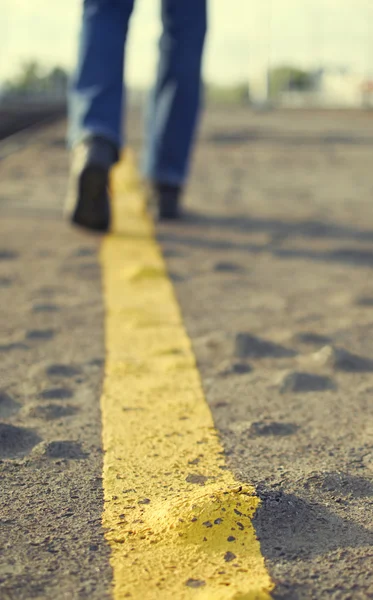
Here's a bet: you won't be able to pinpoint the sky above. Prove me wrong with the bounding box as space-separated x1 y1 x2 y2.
1 0 373 86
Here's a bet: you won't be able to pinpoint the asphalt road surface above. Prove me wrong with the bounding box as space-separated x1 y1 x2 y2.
1 107 373 599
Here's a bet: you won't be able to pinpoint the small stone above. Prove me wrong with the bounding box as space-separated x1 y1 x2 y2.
0 342 29 352
248 421 298 437
235 333 295 359
217 360 252 377
280 371 336 393
46 364 81 378
330 248 373 266
312 345 373 372
0 391 20 418
26 329 55 341
0 277 13 288
224 551 236 562
33 304 59 313
40 388 74 401
0 424 41 458
185 579 206 589
26 404 77 421
214 261 242 273
185 474 209 486
0 250 18 261
32 440 87 460
294 332 332 346
356 296 373 307
74 247 95 258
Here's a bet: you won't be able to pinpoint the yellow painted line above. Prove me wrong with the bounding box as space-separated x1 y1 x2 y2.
100 152 273 599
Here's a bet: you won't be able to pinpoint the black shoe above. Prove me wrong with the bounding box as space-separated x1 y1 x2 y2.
64 136 118 232
148 182 182 220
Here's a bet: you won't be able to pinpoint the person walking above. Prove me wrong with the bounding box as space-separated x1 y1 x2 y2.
65 0 207 231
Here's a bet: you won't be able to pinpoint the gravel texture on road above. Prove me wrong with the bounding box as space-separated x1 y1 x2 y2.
1 108 373 598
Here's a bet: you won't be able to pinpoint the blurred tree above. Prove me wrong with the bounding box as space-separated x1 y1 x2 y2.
269 66 314 98
11 61 42 92
47 67 69 91
5 61 68 96
206 82 250 105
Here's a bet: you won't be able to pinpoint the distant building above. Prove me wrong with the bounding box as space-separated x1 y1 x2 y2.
309 67 363 107
249 69 270 105
250 65 369 109
361 80 373 107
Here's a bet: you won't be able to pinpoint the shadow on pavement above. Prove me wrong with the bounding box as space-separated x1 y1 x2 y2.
205 128 373 147
253 484 373 597
254 487 373 561
184 212 373 243
158 211 373 269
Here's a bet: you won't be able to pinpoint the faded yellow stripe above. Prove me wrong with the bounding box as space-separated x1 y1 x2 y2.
100 153 273 600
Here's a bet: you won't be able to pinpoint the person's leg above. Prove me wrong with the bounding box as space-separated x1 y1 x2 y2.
65 0 135 231
143 0 207 191
68 0 135 151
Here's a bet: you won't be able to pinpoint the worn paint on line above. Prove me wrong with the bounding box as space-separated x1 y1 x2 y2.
100 153 273 599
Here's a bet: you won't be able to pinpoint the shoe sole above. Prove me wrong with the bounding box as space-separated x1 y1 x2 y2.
159 203 180 220
72 166 110 232
151 196 181 221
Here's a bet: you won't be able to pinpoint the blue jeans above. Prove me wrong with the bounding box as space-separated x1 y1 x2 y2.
68 0 207 186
